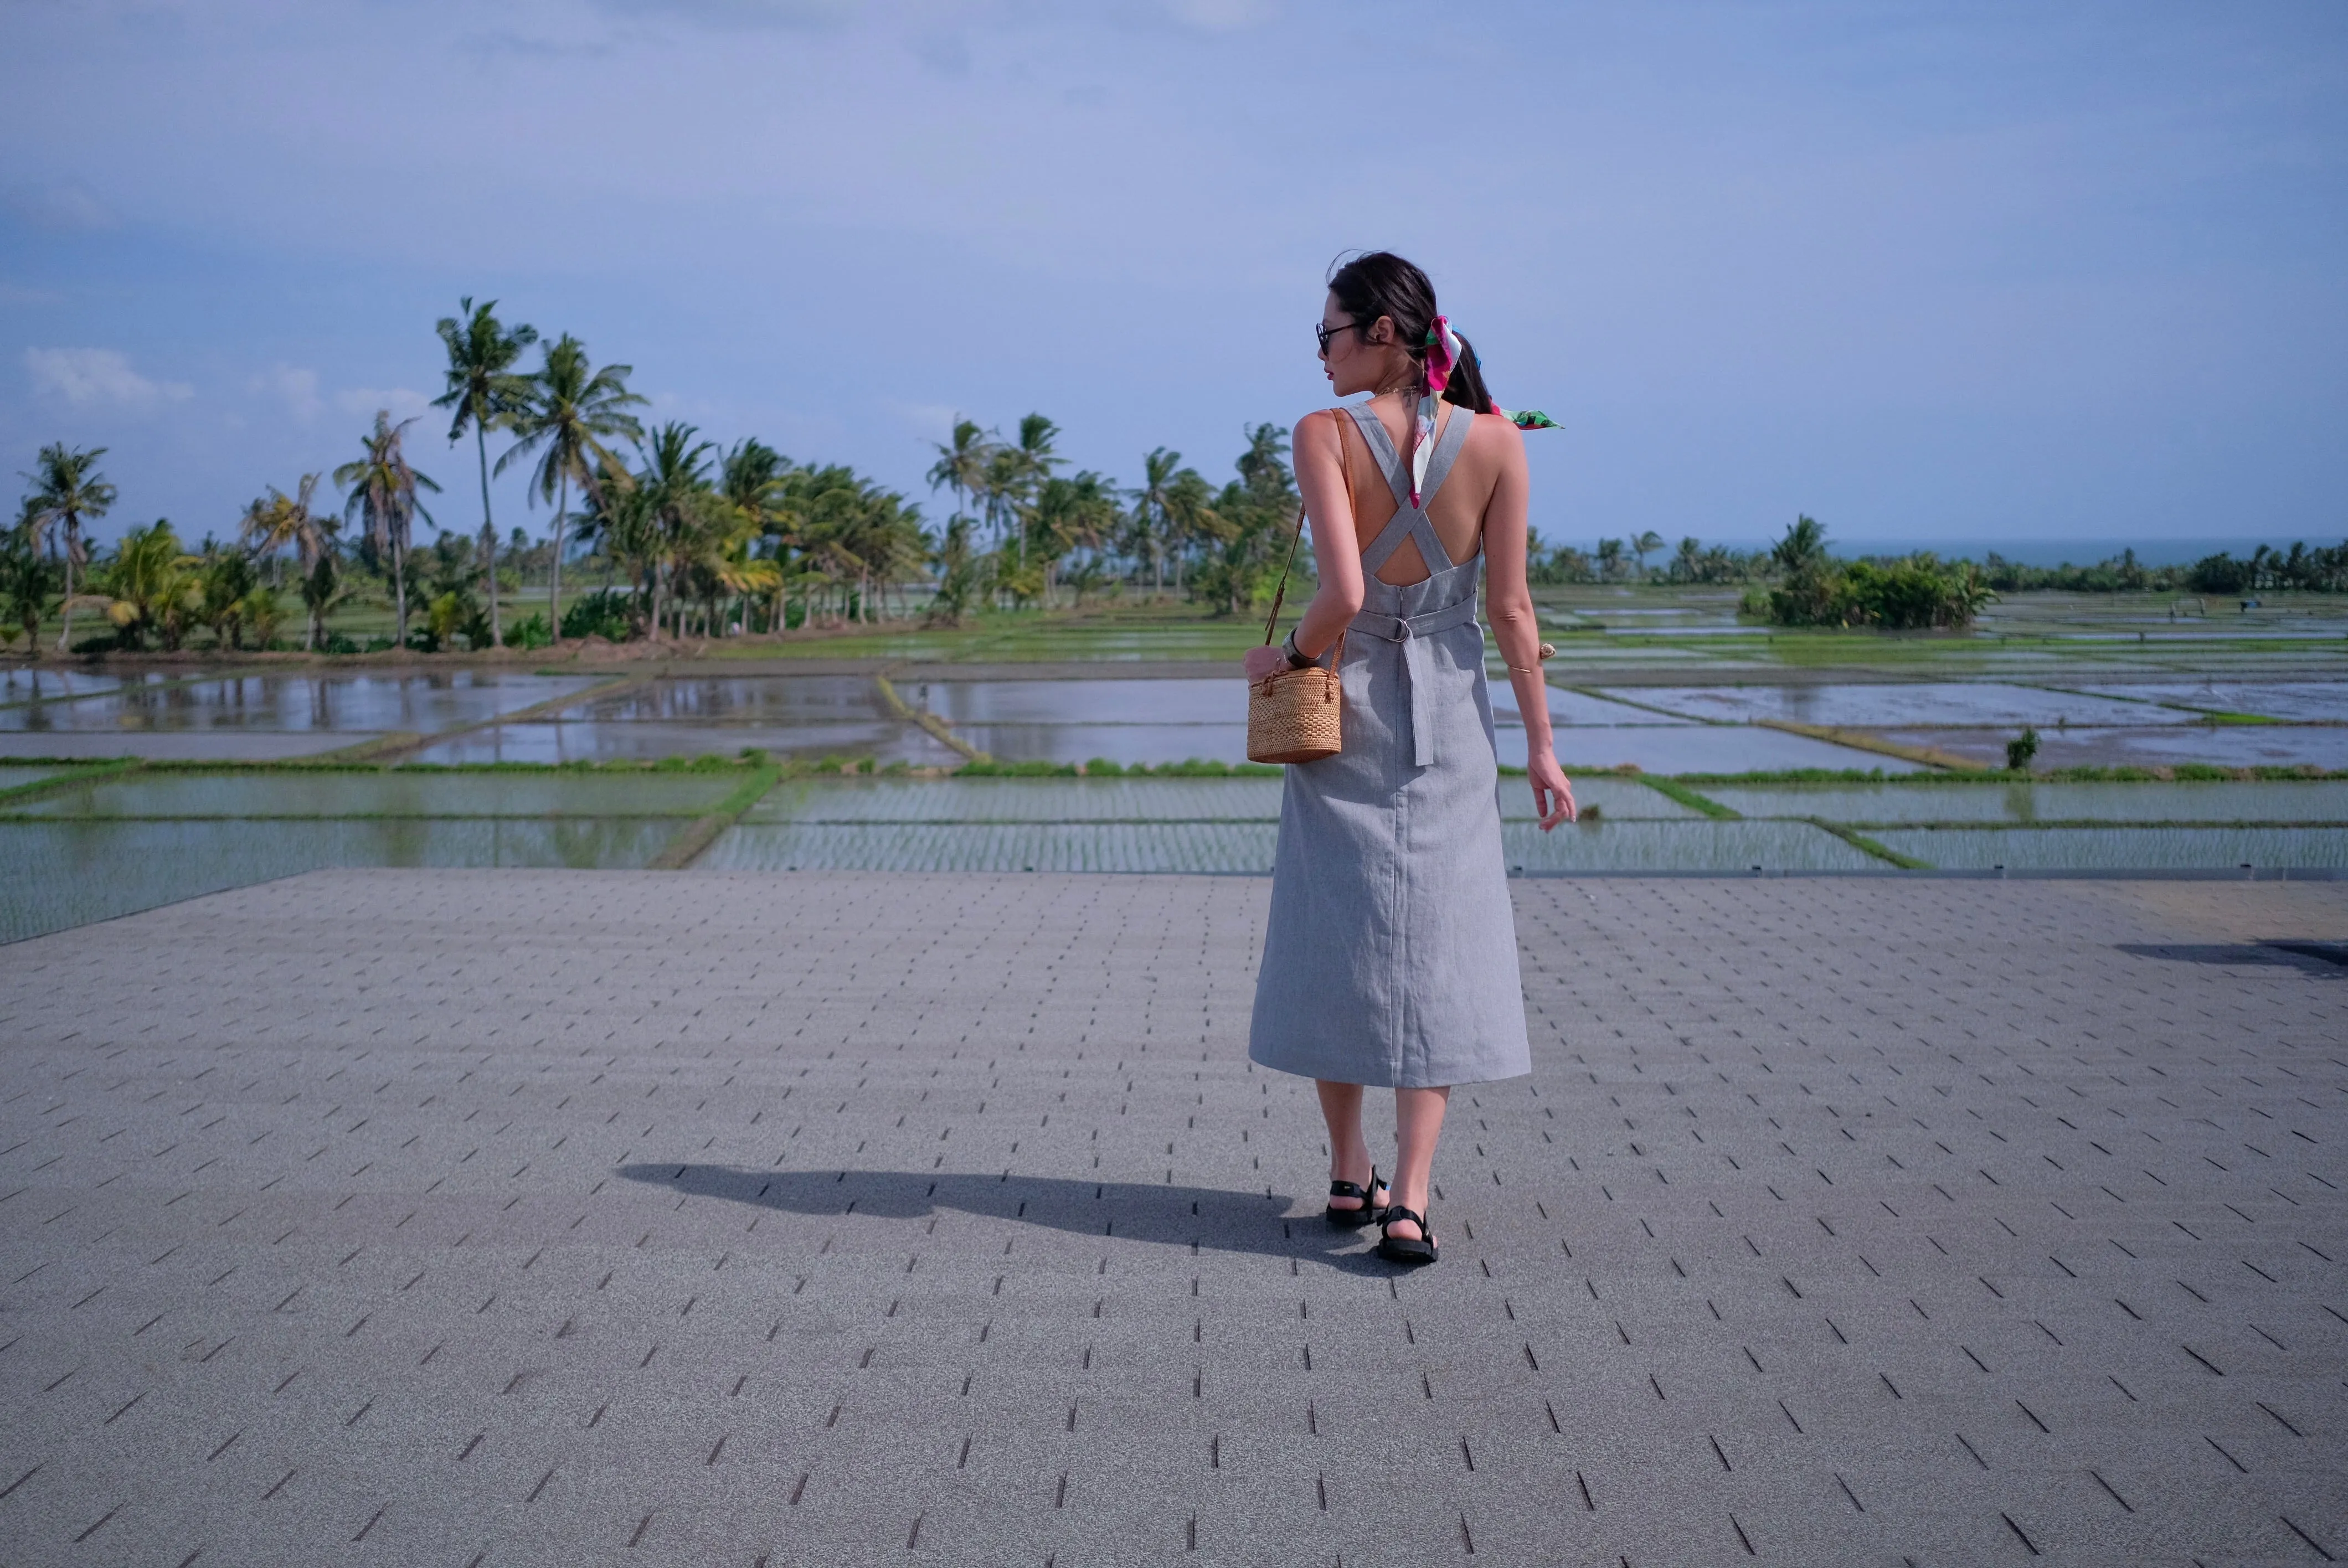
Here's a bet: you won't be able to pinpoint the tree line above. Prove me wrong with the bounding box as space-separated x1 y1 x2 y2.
1750 517 1997 629
4 298 1319 655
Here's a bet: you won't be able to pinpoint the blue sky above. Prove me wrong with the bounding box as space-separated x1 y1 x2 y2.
3 0 2342 560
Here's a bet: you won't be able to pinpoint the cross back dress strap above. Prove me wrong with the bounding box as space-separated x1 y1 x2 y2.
1345 403 1476 576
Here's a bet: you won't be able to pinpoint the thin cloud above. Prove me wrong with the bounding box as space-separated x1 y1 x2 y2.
890 401 962 443
2 180 119 232
333 386 433 425
25 347 192 407
588 0 861 27
253 363 323 422
1161 0 1273 31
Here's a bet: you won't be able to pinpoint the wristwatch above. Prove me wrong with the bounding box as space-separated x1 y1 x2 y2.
1281 630 1314 669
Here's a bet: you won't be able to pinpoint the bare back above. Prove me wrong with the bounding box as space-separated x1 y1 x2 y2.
1329 395 1512 585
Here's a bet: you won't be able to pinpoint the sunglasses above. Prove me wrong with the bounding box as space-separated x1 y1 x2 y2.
1315 319 1361 354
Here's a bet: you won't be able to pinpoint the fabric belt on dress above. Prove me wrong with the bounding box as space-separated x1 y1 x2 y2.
1348 595 1482 767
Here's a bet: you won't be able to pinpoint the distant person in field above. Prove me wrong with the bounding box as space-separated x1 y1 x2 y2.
1244 251 1574 1267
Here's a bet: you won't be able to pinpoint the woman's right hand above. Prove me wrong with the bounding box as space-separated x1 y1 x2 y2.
1529 750 1577 830
1243 645 1290 682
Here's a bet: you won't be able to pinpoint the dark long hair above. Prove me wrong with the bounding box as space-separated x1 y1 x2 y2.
1325 251 1495 414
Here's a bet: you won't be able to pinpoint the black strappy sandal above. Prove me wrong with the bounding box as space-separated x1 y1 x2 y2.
1324 1168 1388 1229
1376 1205 1439 1266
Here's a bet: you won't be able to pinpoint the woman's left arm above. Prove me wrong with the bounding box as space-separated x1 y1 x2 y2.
1481 417 1576 830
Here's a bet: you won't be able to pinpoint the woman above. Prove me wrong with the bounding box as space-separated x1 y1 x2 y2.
1244 251 1575 1267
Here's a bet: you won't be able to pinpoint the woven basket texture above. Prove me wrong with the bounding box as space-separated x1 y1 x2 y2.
1247 667 1343 764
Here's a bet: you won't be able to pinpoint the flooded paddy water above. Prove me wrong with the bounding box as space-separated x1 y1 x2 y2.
12 768 739 818
413 675 962 766
0 765 65 794
1 635 2342 943
1868 826 2348 871
0 816 687 945
1700 779 2348 824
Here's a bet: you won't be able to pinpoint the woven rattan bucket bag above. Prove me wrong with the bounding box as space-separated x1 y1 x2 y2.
1247 499 1344 765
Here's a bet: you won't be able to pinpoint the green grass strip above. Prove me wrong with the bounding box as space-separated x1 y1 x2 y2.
0 759 141 809
874 673 986 761
1835 818 2348 832
1808 818 1933 869
647 765 782 870
1669 764 2348 785
1635 776 1741 819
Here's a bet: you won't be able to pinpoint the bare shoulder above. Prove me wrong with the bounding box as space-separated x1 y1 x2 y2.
1294 408 1348 460
1469 409 1525 448
1462 409 1526 473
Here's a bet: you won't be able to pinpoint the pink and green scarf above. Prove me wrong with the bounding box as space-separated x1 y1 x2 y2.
1412 314 1559 507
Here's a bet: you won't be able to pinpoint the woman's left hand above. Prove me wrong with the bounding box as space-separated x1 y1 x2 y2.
1529 751 1577 831
1242 645 1291 682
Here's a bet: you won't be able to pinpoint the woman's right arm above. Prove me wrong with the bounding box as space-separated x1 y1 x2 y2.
1242 410 1364 679
1481 417 1576 829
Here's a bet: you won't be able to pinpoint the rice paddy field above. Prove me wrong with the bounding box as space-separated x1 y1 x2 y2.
3 588 2343 942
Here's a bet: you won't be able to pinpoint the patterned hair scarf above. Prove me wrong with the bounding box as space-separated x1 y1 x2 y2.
1411 315 1560 507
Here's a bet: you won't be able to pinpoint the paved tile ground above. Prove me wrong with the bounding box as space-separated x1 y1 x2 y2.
1 871 2343 1567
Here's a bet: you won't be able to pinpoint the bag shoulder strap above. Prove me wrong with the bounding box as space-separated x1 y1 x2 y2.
1260 411 1356 651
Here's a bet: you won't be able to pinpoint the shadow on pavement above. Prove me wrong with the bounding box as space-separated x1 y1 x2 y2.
616 1162 1399 1272
2117 941 2348 972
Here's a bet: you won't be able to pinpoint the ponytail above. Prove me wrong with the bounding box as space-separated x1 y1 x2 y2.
1441 333 1495 415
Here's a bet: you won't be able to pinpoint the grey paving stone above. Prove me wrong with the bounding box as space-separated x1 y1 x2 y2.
0 870 2341 1566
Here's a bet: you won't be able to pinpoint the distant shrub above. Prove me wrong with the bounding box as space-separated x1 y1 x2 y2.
560 589 634 642
503 612 552 650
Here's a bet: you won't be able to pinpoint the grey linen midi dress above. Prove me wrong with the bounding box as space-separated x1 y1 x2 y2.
1247 404 1532 1089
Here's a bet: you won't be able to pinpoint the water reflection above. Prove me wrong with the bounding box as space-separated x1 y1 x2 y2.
1606 683 2195 728
0 817 687 944
575 676 884 723
0 672 601 732
14 770 742 819
413 719 962 765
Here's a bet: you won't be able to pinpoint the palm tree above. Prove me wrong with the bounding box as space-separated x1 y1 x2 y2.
1007 413 1062 570
925 417 991 531
1595 537 1625 581
334 411 439 649
633 422 719 637
1631 530 1664 575
1128 447 1183 595
298 550 351 651
1772 515 1827 574
19 442 116 652
102 519 202 651
714 439 794 632
497 334 645 643
573 473 657 633
1033 471 1120 607
239 475 339 648
0 522 61 652
434 297 539 648
1160 467 1217 595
